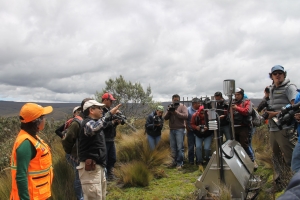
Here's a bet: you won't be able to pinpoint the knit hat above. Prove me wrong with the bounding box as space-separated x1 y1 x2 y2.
19 103 53 123
156 105 164 111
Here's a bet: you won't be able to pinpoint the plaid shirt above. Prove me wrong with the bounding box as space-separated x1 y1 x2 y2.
84 112 111 136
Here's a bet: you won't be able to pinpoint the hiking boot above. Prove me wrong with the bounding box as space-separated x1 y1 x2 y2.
176 165 183 171
253 161 258 171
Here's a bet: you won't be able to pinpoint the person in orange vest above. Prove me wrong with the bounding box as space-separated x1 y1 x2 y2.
10 103 53 200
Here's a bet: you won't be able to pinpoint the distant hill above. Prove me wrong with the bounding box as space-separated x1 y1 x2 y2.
0 99 262 120
0 101 79 120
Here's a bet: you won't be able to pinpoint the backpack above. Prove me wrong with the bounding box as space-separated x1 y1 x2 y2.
252 109 263 127
61 115 83 156
62 115 83 138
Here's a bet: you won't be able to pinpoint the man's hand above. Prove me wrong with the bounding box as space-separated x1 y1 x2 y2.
295 113 300 122
232 104 237 110
110 104 122 115
266 111 280 119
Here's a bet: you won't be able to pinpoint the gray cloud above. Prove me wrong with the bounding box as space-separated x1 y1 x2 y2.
1 0 300 103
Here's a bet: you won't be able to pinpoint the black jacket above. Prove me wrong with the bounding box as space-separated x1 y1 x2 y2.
78 117 107 167
145 111 164 137
215 99 230 126
102 107 118 142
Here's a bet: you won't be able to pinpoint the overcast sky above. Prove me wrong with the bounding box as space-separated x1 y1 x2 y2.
1 0 300 103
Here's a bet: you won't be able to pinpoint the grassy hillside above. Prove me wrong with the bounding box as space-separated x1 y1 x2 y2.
0 116 291 199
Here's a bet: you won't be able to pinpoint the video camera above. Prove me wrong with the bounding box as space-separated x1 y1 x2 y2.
167 101 180 112
261 105 275 120
153 115 163 125
112 111 127 125
271 102 300 130
200 97 212 109
199 125 205 132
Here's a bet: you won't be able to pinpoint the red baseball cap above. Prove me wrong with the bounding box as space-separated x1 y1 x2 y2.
101 93 116 101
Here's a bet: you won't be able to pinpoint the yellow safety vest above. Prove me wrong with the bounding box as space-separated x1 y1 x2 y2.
10 130 53 200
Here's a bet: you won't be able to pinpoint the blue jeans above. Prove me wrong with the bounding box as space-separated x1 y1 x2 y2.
292 142 300 173
169 129 185 166
187 131 196 163
106 141 117 176
249 126 256 160
220 125 231 141
66 154 83 200
195 135 213 164
147 135 161 150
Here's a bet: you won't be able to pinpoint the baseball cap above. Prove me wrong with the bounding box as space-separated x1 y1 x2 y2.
83 100 105 112
19 103 53 123
101 93 116 101
156 105 164 111
271 65 284 73
73 106 81 113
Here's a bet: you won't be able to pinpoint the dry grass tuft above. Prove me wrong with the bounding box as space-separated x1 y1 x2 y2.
115 161 153 187
0 168 11 200
208 183 232 200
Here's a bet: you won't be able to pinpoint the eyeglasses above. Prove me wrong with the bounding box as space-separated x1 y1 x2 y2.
92 106 102 110
272 72 283 76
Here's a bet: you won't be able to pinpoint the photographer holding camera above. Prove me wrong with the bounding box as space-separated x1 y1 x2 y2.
191 106 213 166
265 65 297 184
164 94 188 170
145 105 164 150
257 86 271 113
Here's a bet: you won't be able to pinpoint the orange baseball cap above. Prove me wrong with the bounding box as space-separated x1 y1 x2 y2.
19 103 53 123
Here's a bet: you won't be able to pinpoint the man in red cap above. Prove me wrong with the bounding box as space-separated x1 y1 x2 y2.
101 92 122 181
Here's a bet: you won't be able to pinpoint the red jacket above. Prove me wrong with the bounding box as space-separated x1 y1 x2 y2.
233 99 252 126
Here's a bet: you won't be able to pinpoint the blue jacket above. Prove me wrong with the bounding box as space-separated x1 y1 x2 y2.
295 91 300 143
187 106 197 131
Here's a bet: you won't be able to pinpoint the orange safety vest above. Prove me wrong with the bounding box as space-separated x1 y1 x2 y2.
10 130 53 200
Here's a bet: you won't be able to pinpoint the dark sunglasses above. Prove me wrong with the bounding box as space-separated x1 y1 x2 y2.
272 72 283 76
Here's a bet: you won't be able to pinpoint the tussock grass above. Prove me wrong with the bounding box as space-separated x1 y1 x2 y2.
209 183 232 200
115 129 172 185
116 161 153 187
116 130 172 167
49 141 76 200
0 168 11 200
